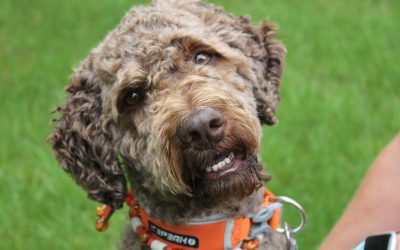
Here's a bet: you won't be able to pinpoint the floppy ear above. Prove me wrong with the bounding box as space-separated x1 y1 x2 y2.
48 57 127 209
254 21 286 125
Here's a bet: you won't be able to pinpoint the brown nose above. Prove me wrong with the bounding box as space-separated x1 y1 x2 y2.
177 108 225 149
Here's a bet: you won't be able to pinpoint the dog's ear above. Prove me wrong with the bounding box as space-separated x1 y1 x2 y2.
48 57 127 209
253 21 286 125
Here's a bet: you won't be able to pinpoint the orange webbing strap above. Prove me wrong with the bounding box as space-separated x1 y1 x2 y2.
131 187 281 249
231 216 252 248
140 208 239 249
262 188 281 230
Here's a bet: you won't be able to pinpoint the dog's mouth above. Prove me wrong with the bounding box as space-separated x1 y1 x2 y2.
203 152 244 180
183 148 268 208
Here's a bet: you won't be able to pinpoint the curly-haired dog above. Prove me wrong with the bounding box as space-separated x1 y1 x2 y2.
49 0 287 249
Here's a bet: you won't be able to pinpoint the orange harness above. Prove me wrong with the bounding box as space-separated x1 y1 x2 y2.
124 188 281 250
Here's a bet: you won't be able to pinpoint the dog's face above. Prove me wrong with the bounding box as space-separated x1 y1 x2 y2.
49 0 285 211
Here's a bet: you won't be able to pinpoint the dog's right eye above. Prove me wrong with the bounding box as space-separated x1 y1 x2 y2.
118 89 142 112
124 91 140 106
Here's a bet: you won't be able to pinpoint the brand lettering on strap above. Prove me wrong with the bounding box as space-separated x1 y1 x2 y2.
149 222 199 248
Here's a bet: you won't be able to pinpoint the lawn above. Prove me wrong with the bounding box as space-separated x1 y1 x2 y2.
1 0 399 249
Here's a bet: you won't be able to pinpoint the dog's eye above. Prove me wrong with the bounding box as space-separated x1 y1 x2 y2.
118 89 143 113
123 91 140 107
195 52 212 65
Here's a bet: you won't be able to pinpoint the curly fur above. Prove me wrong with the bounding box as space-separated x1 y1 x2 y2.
49 0 286 249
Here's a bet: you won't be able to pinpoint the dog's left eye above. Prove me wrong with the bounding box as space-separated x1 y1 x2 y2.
195 52 212 65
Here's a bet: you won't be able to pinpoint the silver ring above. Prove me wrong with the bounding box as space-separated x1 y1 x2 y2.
284 222 292 242
271 196 306 235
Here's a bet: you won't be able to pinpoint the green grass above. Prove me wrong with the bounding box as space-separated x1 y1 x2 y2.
1 0 399 249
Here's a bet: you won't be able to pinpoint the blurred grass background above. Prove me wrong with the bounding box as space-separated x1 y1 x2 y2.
0 0 399 249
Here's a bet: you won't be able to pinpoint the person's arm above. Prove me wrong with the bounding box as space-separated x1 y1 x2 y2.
320 134 400 250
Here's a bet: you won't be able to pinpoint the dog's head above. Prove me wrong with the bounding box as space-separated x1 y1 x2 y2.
49 0 285 211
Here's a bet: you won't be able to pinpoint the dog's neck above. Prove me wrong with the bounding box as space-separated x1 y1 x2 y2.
126 165 265 225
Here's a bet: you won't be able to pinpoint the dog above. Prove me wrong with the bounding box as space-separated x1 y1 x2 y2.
49 0 287 249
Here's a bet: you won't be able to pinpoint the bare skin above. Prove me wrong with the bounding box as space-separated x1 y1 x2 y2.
320 133 400 250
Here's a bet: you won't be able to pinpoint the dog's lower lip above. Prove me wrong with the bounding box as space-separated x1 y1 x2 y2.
204 156 243 180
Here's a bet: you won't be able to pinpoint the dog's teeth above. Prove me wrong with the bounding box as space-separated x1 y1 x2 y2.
212 165 218 172
224 157 230 164
206 153 236 173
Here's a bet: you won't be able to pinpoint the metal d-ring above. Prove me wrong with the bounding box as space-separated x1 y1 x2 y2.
271 196 307 235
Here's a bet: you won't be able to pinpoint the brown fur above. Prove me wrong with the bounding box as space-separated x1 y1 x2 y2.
49 0 286 248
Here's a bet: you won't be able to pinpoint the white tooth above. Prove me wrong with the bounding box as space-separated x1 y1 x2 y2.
229 153 234 160
224 157 231 164
206 167 211 173
212 164 218 172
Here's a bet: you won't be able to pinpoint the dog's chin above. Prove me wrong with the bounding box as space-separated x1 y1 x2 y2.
190 154 268 209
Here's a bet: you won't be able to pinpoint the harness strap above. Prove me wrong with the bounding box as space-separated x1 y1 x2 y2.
249 202 282 238
126 188 281 250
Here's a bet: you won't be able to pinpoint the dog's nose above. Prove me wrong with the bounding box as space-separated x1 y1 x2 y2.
177 108 225 148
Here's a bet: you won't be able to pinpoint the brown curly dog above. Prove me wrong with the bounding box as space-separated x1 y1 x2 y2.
49 0 287 249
